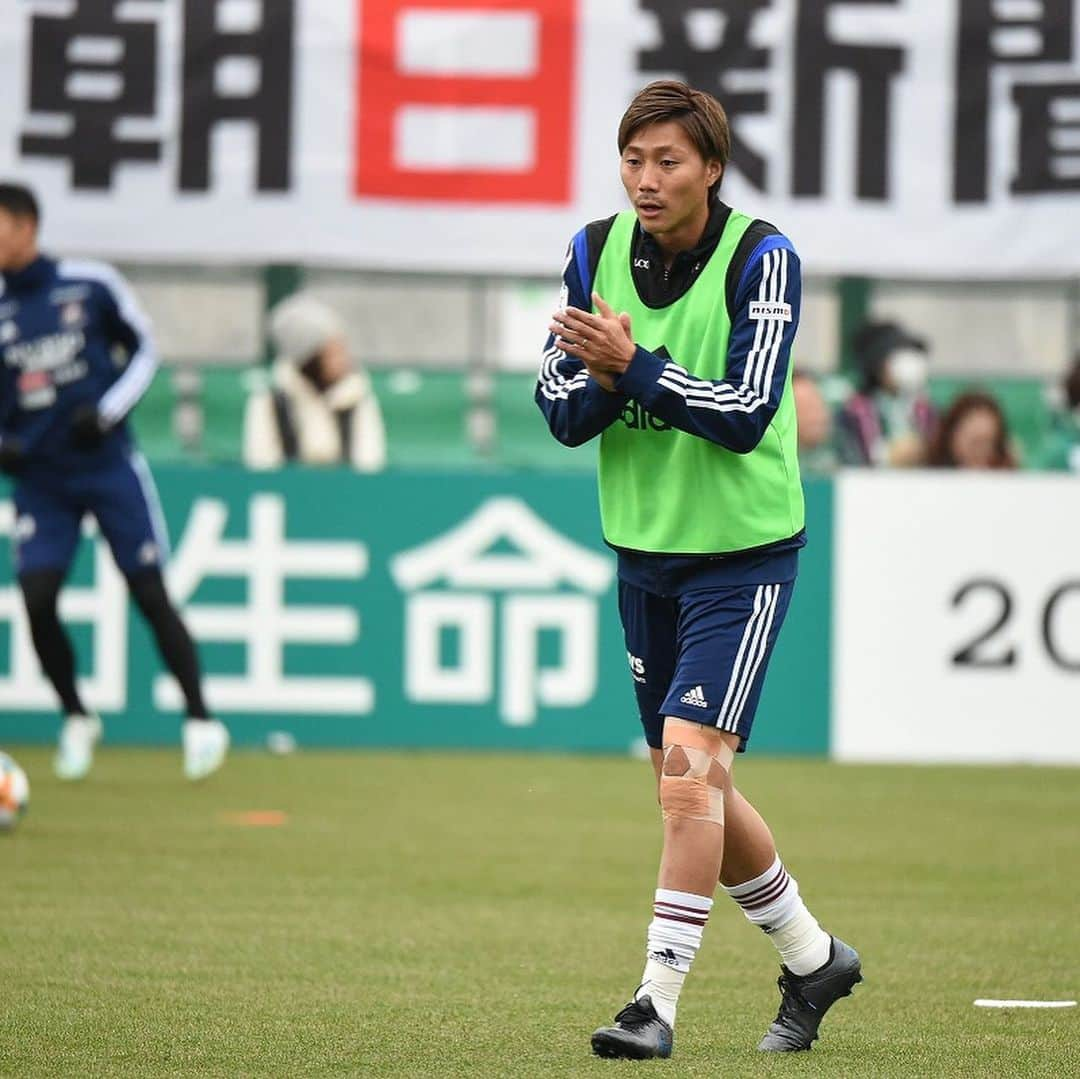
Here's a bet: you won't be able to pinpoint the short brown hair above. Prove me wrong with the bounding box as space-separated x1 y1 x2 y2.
617 81 731 200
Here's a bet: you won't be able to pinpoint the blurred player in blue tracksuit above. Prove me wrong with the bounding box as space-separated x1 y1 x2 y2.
0 183 228 781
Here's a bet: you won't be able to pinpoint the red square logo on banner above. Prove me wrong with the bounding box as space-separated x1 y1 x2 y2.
355 0 577 203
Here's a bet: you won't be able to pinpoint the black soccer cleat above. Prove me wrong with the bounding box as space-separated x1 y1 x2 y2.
591 995 674 1060
757 937 862 1052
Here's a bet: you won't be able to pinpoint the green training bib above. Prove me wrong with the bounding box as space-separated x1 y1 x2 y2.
594 210 804 554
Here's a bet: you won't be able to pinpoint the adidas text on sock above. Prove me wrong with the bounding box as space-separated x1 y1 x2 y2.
639 888 713 1026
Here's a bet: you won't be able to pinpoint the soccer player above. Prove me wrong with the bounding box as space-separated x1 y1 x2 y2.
535 82 861 1058
0 182 228 781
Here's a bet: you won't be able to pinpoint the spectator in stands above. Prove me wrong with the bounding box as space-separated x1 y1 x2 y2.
836 320 935 467
1033 356 1080 473
927 390 1017 470
791 370 837 473
244 292 386 471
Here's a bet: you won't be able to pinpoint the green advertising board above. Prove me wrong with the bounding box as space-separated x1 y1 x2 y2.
0 468 830 755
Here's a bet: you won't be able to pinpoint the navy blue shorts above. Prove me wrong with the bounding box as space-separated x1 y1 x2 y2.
13 451 169 577
619 579 794 751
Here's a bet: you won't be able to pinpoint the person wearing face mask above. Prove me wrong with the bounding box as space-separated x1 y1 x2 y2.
836 321 936 467
1033 357 1080 473
243 292 387 471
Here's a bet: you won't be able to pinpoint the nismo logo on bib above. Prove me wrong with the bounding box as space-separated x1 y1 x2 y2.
748 301 792 322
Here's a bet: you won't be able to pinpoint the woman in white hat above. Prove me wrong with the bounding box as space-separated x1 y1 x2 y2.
243 292 387 471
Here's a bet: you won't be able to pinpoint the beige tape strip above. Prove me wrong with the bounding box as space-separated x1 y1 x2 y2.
660 741 728 826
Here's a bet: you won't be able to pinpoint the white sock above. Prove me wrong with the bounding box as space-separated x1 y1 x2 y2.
637 888 712 1027
722 856 831 976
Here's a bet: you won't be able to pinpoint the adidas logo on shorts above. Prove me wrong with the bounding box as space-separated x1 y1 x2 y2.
680 685 708 708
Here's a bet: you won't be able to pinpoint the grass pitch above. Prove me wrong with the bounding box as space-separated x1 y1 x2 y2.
1 748 1077 1078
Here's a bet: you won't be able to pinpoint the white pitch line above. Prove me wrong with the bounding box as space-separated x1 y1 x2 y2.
974 999 1077 1009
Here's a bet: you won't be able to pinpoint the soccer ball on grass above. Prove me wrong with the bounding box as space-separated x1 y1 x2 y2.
0 752 29 830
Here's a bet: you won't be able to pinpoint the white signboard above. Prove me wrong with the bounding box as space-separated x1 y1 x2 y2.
834 472 1080 764
1 1 1079 276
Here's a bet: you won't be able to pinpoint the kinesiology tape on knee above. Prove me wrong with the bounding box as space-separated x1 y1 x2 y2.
659 725 732 827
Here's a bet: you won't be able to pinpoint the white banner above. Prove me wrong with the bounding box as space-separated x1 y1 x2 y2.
834 472 1080 764
1 1 1079 276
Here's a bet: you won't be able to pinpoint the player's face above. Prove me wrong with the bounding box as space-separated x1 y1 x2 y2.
620 121 722 252
0 210 36 272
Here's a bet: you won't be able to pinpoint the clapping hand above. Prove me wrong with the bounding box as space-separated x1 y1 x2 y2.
550 292 635 393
